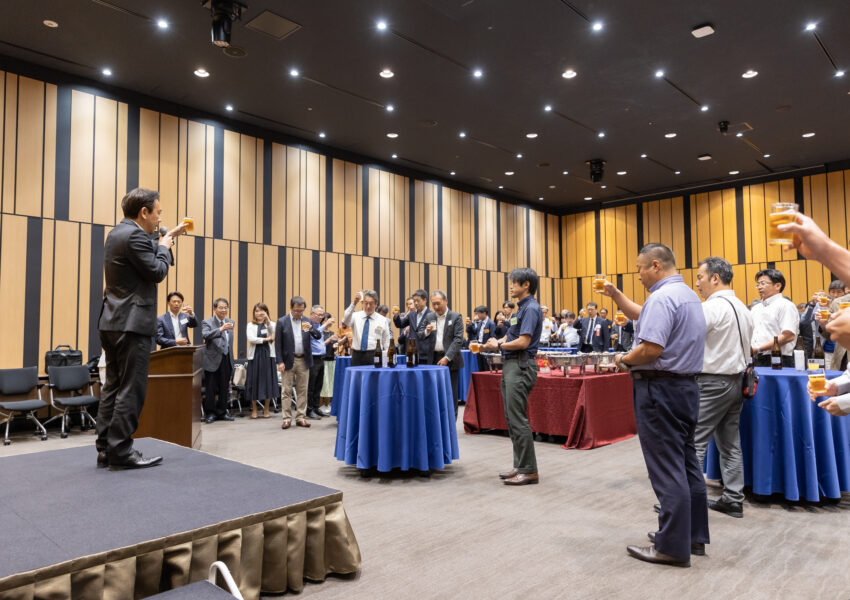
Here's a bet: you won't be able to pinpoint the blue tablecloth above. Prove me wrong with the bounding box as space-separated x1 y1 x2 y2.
334 365 460 471
458 349 479 403
705 367 850 501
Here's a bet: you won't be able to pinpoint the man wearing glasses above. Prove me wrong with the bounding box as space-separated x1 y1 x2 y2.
750 269 799 367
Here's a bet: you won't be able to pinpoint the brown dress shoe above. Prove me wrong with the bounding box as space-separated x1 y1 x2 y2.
281 419 291 429
503 473 539 485
647 532 705 556
296 419 311 428
626 545 690 567
499 468 518 479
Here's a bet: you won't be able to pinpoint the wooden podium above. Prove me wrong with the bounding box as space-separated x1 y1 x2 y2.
134 346 203 449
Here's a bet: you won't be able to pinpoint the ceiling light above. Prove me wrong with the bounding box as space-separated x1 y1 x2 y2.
836 70 846 78
526 133 538 139
505 171 514 176
316 132 325 139
691 23 715 38
665 132 677 138
584 196 592 200
640 153 647 158
376 20 388 31
562 170 569 175
194 68 210 78
601 185 607 189
101 67 112 77
473 69 483 78
516 153 523 159
700 105 709 112
597 132 605 138
742 70 758 79
562 69 577 79
156 18 169 29
450 171 456 175
549 185 556 189
805 22 817 31
763 153 771 158
386 132 398 138
498 185 504 189
616 170 627 175
736 132 743 137
591 21 603 32
289 68 299 77
225 104 233 111
538 196 544 200
674 171 681 175
382 105 393 113
544 104 553 112
43 19 58 28
802 132 815 138
392 153 398 159
697 154 712 161
380 68 394 78
654 70 665 78
458 132 466 138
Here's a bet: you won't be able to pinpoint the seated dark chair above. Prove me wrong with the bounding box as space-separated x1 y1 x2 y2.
0 367 48 445
45 365 99 438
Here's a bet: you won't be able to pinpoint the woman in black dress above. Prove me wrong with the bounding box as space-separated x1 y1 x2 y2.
245 302 277 419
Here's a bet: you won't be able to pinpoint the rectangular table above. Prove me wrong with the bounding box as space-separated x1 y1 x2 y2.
463 371 636 449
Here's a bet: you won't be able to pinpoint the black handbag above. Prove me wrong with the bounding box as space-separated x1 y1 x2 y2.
45 344 83 372
720 297 758 398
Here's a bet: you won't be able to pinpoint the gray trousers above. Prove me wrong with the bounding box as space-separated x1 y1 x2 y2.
694 373 745 504
500 359 539 473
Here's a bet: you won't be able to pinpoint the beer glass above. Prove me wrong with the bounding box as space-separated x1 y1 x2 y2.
593 274 606 292
469 341 480 353
808 368 827 395
614 310 626 326
767 202 797 245
840 302 850 311
182 216 194 232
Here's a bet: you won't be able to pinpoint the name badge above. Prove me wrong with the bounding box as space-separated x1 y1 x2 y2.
484 329 489 334
180 318 188 325
510 317 518 326
447 320 453 326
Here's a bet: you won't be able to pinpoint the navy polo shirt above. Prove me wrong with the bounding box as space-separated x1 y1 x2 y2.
503 295 543 360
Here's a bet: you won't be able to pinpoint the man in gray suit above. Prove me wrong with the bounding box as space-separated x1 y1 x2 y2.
201 298 235 423
425 290 465 418
97 188 185 470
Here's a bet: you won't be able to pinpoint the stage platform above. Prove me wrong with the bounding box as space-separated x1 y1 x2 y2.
0 439 361 600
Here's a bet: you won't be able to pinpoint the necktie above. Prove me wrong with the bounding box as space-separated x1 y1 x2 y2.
586 318 594 344
219 319 228 350
361 316 371 351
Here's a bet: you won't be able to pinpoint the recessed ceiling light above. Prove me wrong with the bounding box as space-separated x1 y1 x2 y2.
101 67 112 77
387 132 398 138
562 69 577 79
544 104 553 112
591 21 603 32
654 70 665 78
505 171 514 176
516 153 523 159
225 104 233 111
458 131 466 138
836 70 846 78
674 171 681 175
562 170 569 175
805 22 817 31
156 18 169 29
386 104 394 112
802 132 815 138
616 170 627 175
700 105 709 112
194 68 210 78
43 19 58 28
763 153 771 158
597 132 605 138
691 23 715 38
450 171 456 175
498 185 504 189
376 20 388 31
392 153 398 159
742 69 758 79
289 68 299 77
538 196 544 200
736 132 743 137
640 153 648 158
601 185 607 189
697 154 712 161
526 133 538 139
472 68 483 78
665 132 677 138
380 68 394 78
584 196 592 200
729 170 740 175
318 132 326 138
549 185 556 189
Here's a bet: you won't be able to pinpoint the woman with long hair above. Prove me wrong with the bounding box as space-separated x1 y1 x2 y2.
245 302 277 419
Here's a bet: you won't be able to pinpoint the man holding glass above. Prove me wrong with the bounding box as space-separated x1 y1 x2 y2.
750 269 798 367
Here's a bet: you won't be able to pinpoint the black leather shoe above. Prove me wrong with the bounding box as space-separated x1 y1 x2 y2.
96 451 108 469
626 545 690 568
204 415 215 424
647 532 705 556
220 413 235 422
108 451 163 471
708 498 743 518
306 409 322 420
653 503 661 514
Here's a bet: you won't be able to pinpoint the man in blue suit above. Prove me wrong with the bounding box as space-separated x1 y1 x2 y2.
467 305 496 371
155 291 198 348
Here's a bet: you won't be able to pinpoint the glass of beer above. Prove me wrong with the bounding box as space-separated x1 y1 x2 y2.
808 368 827 395
818 308 831 321
301 320 312 332
392 305 399 313
469 341 480 353
840 302 850 311
817 292 829 307
465 317 471 325
614 310 626 325
593 274 606 292
807 358 822 371
767 202 797 245
182 216 194 232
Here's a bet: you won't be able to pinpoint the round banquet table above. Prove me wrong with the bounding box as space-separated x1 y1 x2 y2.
333 365 459 472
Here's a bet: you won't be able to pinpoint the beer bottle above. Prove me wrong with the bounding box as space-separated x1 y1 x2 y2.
813 336 825 369
387 338 397 368
374 338 383 368
406 338 418 368
771 336 782 370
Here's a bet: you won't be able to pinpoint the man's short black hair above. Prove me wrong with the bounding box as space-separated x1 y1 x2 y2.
213 297 229 309
586 302 598 309
474 305 489 315
167 291 184 303
376 304 389 316
829 279 845 291
508 268 539 295
755 268 786 292
639 243 676 269
121 188 159 218
412 289 428 301
698 256 734 285
290 296 307 308
503 301 516 309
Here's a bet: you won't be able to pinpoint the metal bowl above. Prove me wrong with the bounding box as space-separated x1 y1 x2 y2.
480 352 503 372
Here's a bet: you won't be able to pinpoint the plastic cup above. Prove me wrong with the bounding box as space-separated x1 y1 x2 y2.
840 302 850 311
470 342 480 354
808 368 827 395
593 275 606 292
182 217 194 232
767 203 797 245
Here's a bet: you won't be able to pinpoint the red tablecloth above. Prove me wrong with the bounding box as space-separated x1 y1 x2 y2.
463 370 636 449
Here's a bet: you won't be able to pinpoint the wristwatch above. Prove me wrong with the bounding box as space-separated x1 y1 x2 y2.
498 341 503 350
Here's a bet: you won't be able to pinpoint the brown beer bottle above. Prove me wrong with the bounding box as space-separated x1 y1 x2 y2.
387 338 397 368
771 336 782 370
406 338 418 368
794 334 805 358
374 338 383 368
813 336 825 369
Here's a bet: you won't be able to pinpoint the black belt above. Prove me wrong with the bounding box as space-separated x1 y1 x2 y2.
631 370 697 380
294 354 305 358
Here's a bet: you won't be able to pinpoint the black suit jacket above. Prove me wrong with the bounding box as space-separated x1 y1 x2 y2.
612 321 635 352
155 312 198 348
275 314 322 370
798 304 815 358
577 316 611 351
394 308 436 363
466 318 496 344
99 219 172 336
433 310 465 371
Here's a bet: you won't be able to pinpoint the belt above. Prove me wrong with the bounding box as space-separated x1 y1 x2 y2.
294 354 305 358
631 370 697 380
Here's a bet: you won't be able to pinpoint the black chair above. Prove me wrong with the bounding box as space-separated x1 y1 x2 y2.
231 359 248 417
45 365 99 438
0 367 48 445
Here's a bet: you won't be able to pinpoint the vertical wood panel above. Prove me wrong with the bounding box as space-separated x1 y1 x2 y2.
0 215 27 367
92 96 118 225
69 90 94 222
2 73 17 214
138 108 160 190
239 134 257 243
305 151 320 250
38 219 55 372
42 83 57 220
159 114 179 228
15 77 45 217
52 221 80 351
271 142 286 246
222 130 240 240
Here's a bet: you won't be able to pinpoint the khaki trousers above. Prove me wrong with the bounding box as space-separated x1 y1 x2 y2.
282 357 309 420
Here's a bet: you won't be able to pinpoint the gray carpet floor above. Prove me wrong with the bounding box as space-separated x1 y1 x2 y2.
5 407 849 599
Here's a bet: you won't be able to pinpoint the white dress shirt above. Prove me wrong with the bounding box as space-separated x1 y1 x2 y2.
434 311 448 352
825 368 850 413
751 294 799 356
540 318 553 343
290 314 305 355
701 290 754 374
559 323 580 347
343 304 391 351
169 312 183 340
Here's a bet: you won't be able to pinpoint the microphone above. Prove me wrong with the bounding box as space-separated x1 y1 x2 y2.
158 225 168 237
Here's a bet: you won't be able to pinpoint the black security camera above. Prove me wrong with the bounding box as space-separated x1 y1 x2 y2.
718 120 729 135
586 159 606 183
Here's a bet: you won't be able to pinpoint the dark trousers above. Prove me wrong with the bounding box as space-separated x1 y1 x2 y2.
633 377 709 559
433 351 460 418
477 354 489 372
351 349 373 367
501 359 539 473
580 343 595 353
754 354 794 368
204 358 232 418
307 357 325 411
96 330 151 462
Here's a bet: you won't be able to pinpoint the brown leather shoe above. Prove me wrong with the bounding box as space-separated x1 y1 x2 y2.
647 532 705 556
296 419 311 428
499 468 518 479
281 419 291 429
503 473 539 485
626 545 690 567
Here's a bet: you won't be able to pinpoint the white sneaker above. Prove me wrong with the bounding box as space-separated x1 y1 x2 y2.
318 406 331 417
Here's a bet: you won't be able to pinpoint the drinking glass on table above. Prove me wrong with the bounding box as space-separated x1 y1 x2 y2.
767 202 797 246
808 368 827 396
807 358 823 370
